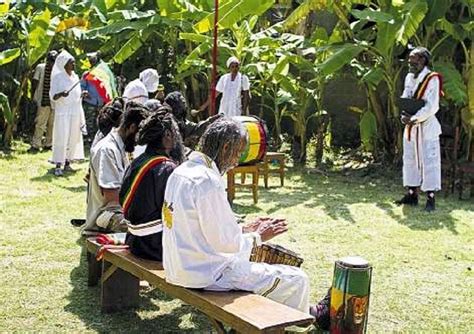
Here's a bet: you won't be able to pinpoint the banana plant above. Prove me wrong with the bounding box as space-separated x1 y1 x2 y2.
0 2 62 147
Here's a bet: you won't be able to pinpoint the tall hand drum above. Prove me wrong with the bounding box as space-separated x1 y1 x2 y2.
330 256 372 334
233 116 268 165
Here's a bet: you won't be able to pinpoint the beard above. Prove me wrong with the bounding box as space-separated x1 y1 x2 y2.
124 134 136 153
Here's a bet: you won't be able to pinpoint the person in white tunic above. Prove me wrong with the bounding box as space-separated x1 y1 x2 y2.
49 50 86 176
162 119 330 329
123 68 159 105
195 56 250 117
396 47 443 212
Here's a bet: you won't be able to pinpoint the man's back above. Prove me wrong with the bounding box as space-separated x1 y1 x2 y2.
163 151 247 288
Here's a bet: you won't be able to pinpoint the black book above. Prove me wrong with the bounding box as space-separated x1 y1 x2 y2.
397 98 425 116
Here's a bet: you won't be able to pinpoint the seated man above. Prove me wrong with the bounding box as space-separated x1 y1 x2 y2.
162 119 330 329
161 91 221 149
82 102 148 235
120 112 185 261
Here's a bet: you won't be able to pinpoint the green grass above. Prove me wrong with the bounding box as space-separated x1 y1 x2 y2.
0 142 473 333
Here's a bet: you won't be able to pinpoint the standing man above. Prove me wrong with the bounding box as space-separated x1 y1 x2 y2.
81 51 103 144
82 102 148 235
123 69 160 105
396 47 443 212
196 56 250 117
29 50 58 153
162 119 330 329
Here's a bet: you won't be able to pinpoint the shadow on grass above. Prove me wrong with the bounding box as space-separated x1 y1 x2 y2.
64 242 212 333
233 168 470 234
30 169 81 182
59 184 87 193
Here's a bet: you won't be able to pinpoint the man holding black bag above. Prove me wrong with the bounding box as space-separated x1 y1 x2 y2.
396 47 443 212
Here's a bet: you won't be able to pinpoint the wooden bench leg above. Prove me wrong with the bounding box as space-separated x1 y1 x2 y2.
101 261 139 313
264 160 269 189
87 251 102 287
252 170 258 204
279 159 285 187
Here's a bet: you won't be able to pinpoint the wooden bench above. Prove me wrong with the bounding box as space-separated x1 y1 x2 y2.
86 239 314 333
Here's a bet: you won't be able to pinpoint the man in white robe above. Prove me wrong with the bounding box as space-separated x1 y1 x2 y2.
195 56 250 117
123 68 159 105
49 50 86 176
396 47 442 211
162 119 330 329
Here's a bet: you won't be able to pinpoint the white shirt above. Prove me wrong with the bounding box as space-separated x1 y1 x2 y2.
401 66 441 140
33 63 45 107
162 151 260 288
83 129 129 233
123 79 148 104
216 73 250 117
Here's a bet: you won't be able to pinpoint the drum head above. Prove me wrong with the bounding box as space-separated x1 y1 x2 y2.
337 256 369 268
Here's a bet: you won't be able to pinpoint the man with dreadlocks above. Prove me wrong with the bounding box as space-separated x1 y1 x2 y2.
396 46 443 212
91 97 125 148
119 112 185 261
161 91 221 150
82 102 148 235
162 119 331 329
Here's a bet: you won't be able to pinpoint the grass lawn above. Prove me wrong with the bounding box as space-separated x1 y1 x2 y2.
0 142 473 333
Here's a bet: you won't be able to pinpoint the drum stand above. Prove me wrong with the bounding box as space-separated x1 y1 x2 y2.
227 164 259 204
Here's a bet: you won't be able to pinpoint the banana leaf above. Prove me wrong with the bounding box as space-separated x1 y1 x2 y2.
194 0 274 33
396 0 428 46
434 62 468 107
0 48 20 66
28 10 60 67
0 92 13 125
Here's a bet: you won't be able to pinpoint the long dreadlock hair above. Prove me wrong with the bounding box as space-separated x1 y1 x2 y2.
120 101 150 130
97 97 125 136
137 111 186 164
198 119 246 173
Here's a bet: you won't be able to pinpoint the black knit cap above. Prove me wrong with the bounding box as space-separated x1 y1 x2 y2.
410 46 431 65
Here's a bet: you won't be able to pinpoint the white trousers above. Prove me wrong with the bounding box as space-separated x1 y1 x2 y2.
52 111 84 164
206 259 310 313
403 126 441 192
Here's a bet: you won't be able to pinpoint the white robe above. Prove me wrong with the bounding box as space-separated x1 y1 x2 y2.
216 73 250 117
49 53 84 164
401 67 442 191
163 151 309 312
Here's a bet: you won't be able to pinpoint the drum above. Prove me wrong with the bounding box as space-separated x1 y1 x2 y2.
250 243 303 267
233 116 268 165
330 256 372 334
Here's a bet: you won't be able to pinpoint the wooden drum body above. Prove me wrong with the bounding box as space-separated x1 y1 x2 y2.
330 256 372 334
233 116 268 165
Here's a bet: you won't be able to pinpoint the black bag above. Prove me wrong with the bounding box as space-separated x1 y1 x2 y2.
397 98 425 116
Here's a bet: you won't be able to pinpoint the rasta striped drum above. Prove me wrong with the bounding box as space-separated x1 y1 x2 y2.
233 116 268 165
330 256 372 334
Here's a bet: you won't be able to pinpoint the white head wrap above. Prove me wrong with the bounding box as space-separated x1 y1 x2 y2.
139 68 160 93
51 50 75 78
226 56 240 68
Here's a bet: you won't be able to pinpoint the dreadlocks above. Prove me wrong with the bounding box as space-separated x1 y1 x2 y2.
164 91 187 122
198 118 246 173
97 97 125 136
137 112 186 164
